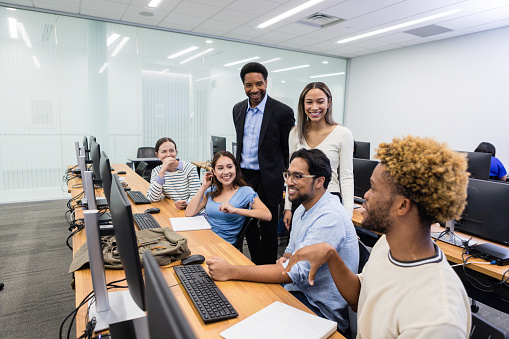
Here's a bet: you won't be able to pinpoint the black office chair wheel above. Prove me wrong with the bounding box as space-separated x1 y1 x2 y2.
471 304 479 313
0 282 4 291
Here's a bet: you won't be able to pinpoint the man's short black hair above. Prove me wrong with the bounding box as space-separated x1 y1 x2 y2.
240 62 268 82
290 148 332 189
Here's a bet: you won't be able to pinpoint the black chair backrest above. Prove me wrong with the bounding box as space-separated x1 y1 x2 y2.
470 313 508 339
137 147 156 158
358 240 370 273
234 217 256 252
136 161 148 177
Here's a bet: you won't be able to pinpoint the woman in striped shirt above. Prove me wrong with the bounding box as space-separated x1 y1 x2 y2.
147 137 201 209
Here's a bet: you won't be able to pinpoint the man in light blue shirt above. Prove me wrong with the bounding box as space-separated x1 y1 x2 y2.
206 149 359 336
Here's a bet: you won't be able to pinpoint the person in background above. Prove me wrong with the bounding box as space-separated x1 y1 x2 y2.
233 62 295 265
185 151 271 245
147 137 200 209
474 142 507 181
206 149 358 336
284 136 471 338
283 82 354 232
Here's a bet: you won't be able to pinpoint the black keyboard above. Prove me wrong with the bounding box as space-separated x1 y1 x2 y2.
126 190 151 204
174 265 238 323
133 213 161 230
354 196 366 204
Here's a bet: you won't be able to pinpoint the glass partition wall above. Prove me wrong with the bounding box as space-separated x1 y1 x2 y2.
0 6 347 202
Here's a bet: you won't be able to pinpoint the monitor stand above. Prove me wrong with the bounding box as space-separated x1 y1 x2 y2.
431 220 476 247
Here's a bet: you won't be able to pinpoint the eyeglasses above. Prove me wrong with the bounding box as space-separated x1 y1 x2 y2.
282 171 315 183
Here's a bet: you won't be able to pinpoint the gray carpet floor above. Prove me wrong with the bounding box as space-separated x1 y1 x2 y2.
0 199 508 338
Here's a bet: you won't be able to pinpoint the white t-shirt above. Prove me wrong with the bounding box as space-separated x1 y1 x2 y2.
357 235 471 339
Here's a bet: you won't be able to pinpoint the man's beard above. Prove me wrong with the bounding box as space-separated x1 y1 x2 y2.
361 199 394 234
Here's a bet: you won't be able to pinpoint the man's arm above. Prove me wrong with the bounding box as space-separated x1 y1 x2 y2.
283 242 361 311
206 257 292 284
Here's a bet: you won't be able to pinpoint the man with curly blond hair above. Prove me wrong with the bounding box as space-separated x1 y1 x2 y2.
283 135 471 338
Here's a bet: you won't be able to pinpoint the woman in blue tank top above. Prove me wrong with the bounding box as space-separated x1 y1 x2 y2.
185 151 271 244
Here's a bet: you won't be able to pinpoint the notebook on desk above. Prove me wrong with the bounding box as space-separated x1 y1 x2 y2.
220 301 337 339
169 216 211 231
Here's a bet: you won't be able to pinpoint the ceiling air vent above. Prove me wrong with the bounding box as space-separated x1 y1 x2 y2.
404 24 453 37
298 13 345 28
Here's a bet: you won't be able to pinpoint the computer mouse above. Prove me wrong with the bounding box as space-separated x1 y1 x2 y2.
181 254 205 266
124 187 131 191
117 171 127 175
145 207 160 214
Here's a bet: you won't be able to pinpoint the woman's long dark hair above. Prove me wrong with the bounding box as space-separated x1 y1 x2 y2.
210 151 247 198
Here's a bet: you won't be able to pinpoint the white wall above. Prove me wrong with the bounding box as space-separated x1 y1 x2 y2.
345 26 509 168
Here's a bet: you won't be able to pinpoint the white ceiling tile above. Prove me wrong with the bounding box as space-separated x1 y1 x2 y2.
303 29 343 41
226 0 280 15
383 0 465 17
349 8 404 26
172 1 223 19
221 26 267 40
159 12 207 29
81 0 128 15
376 32 426 44
192 19 239 35
351 0 406 10
32 1 80 13
272 22 320 35
352 38 400 49
122 5 170 25
210 8 259 25
281 35 321 48
321 1 378 20
455 0 509 13
250 31 297 44
1 0 33 6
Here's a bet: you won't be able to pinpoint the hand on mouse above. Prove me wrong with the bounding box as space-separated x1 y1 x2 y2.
219 202 237 215
175 200 187 209
205 257 232 281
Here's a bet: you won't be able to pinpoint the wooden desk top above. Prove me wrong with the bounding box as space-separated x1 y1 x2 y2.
192 160 212 171
72 164 343 338
351 204 509 281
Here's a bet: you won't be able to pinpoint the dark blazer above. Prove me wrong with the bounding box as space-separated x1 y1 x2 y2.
233 95 295 207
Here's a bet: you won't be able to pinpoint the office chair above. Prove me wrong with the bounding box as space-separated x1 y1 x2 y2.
137 147 156 158
135 161 149 181
470 313 508 339
348 240 371 339
234 217 257 253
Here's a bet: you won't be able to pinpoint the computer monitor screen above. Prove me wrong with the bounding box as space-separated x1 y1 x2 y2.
353 158 379 197
460 151 491 180
109 174 146 311
90 140 102 185
210 136 226 159
100 151 112 205
454 178 509 246
143 251 197 339
353 141 370 159
83 136 90 162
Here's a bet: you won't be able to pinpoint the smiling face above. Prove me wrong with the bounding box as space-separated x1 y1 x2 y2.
156 141 177 161
286 157 317 205
304 88 330 123
243 72 267 108
213 155 237 186
361 164 396 234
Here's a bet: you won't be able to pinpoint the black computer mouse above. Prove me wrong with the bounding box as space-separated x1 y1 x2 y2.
124 187 131 191
117 171 127 175
181 254 205 266
145 207 160 214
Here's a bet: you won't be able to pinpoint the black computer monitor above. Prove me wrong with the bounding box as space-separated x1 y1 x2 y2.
460 151 491 180
90 140 102 185
354 141 370 159
90 135 97 149
143 251 197 339
83 135 91 163
109 174 146 311
100 151 113 205
210 136 226 159
454 178 509 246
353 158 379 197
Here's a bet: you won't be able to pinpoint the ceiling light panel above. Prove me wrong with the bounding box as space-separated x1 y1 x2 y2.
257 0 327 29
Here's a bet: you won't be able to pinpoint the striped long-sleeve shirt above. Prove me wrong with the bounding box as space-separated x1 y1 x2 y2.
147 161 200 202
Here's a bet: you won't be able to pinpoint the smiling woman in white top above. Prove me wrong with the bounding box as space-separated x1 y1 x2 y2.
283 82 354 229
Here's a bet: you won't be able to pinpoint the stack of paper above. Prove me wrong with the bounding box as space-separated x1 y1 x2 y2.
169 216 211 231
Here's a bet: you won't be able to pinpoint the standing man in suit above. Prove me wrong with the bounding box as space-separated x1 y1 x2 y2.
233 62 295 265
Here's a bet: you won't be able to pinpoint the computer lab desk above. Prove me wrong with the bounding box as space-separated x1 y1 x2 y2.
71 164 344 338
